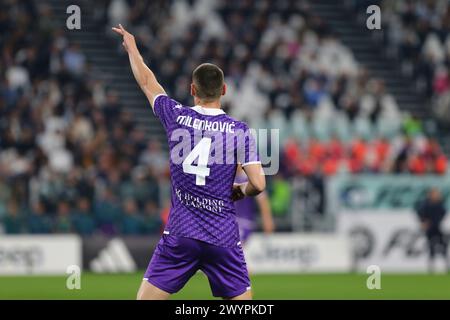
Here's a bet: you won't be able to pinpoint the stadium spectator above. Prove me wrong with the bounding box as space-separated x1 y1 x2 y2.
2 201 23 234
72 197 96 235
94 188 121 235
27 201 52 234
120 198 143 235
269 175 292 217
139 139 168 178
63 44 86 76
142 200 163 235
54 201 73 233
415 188 450 273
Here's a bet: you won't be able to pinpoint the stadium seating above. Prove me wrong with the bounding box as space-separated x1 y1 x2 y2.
0 0 448 235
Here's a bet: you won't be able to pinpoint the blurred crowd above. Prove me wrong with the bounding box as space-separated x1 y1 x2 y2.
0 0 166 234
368 0 450 127
104 0 448 176
111 0 401 124
282 134 447 176
0 0 448 234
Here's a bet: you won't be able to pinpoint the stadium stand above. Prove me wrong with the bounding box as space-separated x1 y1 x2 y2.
0 0 448 235
341 0 450 147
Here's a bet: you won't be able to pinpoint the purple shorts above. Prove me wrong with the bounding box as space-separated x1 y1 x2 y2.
144 234 251 298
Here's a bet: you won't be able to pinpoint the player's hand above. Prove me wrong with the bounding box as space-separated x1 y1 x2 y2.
262 219 275 234
231 183 246 201
112 24 137 53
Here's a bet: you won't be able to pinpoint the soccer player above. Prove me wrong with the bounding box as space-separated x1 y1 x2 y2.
235 165 274 244
112 24 265 300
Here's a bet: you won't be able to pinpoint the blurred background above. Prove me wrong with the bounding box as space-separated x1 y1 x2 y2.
0 0 449 299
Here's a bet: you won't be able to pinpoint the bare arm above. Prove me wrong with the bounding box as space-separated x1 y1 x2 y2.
112 24 165 109
255 191 275 234
242 163 266 196
232 164 266 201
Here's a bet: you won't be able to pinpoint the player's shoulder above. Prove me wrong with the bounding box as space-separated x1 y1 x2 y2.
228 116 251 131
154 95 251 130
152 94 186 122
182 105 249 126
153 94 183 109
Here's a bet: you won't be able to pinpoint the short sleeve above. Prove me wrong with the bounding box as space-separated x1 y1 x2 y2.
237 124 260 167
153 94 183 130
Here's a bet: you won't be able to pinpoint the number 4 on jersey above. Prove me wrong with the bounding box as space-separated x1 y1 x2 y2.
182 137 212 186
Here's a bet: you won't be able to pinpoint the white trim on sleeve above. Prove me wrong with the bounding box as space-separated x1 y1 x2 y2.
152 93 167 106
241 161 261 167
152 93 167 115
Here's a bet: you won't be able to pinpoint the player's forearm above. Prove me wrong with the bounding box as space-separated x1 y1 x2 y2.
242 178 266 197
257 192 274 232
127 47 165 102
241 164 266 196
257 192 272 218
112 24 165 103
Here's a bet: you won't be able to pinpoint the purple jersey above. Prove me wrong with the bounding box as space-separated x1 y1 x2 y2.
153 94 259 247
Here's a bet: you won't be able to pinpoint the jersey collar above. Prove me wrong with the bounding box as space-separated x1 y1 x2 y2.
191 105 226 116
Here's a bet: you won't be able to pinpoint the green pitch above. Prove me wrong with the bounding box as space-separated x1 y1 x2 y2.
0 273 449 300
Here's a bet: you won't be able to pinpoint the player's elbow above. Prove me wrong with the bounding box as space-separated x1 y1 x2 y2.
243 163 266 195
253 177 266 194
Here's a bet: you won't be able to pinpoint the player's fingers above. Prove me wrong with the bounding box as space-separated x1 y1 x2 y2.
112 27 124 35
119 24 126 32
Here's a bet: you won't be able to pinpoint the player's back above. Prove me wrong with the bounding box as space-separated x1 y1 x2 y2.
153 94 259 247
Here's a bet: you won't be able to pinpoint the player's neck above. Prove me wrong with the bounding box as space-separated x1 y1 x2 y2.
195 99 221 110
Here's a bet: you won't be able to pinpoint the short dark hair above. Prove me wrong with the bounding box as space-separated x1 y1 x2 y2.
192 63 224 102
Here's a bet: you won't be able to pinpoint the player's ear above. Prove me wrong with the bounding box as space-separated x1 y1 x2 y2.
222 83 227 96
190 83 196 97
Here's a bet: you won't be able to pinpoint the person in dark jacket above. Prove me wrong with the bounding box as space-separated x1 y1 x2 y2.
72 198 96 235
416 188 449 273
28 201 52 234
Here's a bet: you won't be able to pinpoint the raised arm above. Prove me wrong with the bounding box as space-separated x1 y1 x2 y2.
112 24 165 109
